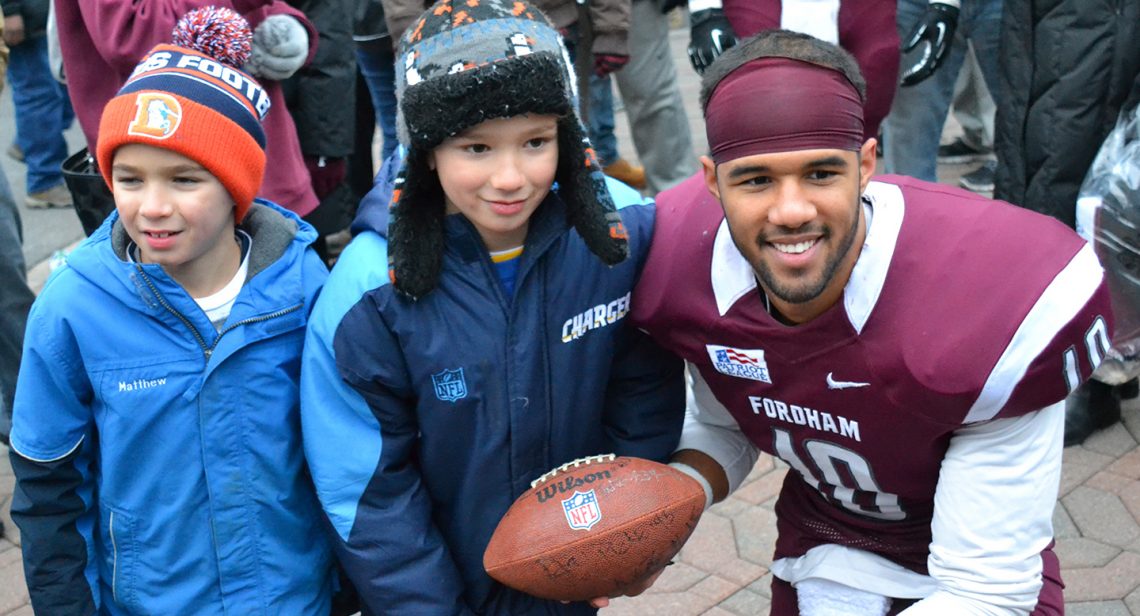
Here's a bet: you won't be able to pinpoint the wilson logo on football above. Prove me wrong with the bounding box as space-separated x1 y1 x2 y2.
562 489 602 531
128 93 182 139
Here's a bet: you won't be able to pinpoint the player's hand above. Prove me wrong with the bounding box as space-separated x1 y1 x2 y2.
687 8 736 75
583 565 670 608
899 2 959 86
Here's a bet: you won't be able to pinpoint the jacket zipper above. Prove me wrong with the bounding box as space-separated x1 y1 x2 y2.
209 304 305 357
136 265 303 360
109 511 120 603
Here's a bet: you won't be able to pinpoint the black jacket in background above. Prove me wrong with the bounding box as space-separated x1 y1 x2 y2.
0 0 48 38
283 0 357 160
994 0 1140 228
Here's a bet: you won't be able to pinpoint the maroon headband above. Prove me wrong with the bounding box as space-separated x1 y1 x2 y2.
705 57 864 164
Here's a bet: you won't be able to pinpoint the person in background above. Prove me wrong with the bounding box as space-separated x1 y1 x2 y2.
54 0 320 218
283 0 359 265
994 0 1140 446
937 46 997 193
882 0 1003 187
354 0 397 163
1 0 74 208
686 0 898 142
587 0 696 195
0 6 36 454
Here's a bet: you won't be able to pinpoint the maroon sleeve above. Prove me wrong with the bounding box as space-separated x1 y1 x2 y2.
998 275 1113 420
76 0 251 75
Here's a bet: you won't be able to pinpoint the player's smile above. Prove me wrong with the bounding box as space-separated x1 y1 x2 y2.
764 230 826 264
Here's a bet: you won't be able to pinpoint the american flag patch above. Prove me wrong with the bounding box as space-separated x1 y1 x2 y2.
706 345 772 383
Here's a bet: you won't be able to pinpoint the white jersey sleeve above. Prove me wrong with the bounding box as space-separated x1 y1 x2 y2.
901 401 1065 615
676 362 762 494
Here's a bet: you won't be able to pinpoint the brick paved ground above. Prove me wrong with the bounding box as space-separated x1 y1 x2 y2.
3 17 1136 616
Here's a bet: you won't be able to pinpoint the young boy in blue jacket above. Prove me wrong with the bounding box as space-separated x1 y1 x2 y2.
7 8 333 614
299 0 685 613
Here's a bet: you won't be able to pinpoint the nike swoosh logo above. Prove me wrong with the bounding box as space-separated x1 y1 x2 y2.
826 372 870 390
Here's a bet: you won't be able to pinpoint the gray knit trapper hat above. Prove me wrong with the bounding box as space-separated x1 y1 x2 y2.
387 0 629 300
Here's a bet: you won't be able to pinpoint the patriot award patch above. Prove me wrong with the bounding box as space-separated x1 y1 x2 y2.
562 489 602 531
431 368 468 402
706 344 772 383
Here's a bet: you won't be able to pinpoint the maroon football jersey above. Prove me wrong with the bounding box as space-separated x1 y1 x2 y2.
633 173 1112 573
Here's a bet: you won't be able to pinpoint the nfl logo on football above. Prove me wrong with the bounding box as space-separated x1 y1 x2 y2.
431 368 468 402
562 489 602 531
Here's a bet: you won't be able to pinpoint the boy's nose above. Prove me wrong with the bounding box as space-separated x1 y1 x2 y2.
490 156 526 192
139 189 174 218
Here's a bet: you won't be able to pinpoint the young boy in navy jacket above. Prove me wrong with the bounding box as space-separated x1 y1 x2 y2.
299 0 685 613
9 9 333 613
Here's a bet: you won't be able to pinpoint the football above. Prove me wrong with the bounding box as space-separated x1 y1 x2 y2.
483 454 706 602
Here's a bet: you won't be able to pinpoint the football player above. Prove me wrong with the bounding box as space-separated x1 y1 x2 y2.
631 29 1110 615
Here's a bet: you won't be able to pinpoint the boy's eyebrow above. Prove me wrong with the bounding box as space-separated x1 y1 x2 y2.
112 163 207 173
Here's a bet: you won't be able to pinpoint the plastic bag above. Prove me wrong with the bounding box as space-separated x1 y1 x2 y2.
1077 104 1140 384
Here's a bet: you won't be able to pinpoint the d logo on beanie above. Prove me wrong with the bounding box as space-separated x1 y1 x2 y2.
128 93 183 139
96 7 269 223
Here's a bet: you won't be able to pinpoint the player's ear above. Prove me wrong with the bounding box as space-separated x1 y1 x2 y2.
700 155 721 202
858 138 877 193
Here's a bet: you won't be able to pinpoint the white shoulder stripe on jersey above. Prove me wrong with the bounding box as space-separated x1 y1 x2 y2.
781 0 840 44
845 181 904 334
687 0 723 12
711 219 759 316
965 243 1105 423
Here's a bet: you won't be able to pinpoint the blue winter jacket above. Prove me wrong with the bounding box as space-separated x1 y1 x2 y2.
301 181 685 615
9 202 334 615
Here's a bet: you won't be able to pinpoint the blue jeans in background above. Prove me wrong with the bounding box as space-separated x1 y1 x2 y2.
588 74 620 167
356 44 399 163
882 0 1003 181
7 36 73 194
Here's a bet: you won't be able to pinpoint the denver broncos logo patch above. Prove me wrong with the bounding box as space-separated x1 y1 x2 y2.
128 93 182 139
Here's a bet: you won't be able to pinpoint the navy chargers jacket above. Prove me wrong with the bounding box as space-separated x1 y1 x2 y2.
300 184 685 615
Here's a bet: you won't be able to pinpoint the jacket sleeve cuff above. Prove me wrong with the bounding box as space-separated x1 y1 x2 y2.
590 30 629 59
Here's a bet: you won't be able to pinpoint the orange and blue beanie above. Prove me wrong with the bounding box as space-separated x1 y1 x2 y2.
96 7 269 223
387 0 629 300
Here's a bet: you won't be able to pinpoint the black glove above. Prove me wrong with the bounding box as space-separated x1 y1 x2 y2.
656 0 687 14
899 2 959 87
688 8 736 75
